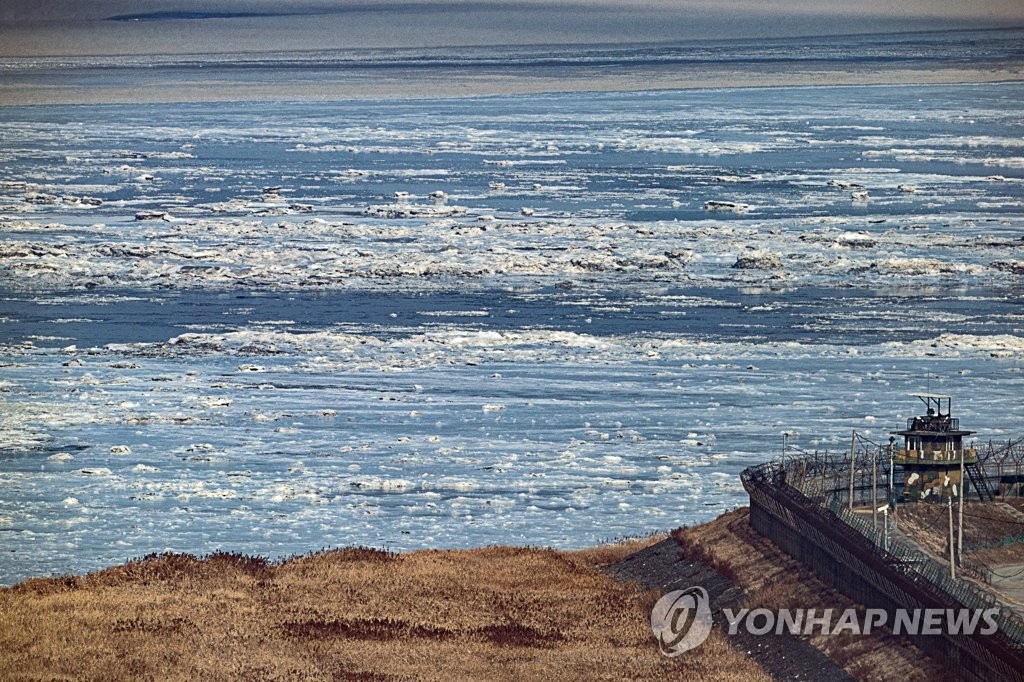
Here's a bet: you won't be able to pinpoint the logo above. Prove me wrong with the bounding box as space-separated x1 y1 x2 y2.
650 586 1000 656
650 586 713 656
722 606 999 637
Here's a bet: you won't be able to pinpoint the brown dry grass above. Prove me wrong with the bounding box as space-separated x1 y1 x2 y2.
568 532 669 567
675 508 943 681
0 539 768 681
897 501 1024 566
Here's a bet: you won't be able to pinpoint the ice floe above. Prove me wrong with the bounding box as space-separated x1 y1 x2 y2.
1 81 1023 585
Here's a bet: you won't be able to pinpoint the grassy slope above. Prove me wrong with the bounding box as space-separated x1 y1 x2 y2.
3 504 977 680
0 538 768 681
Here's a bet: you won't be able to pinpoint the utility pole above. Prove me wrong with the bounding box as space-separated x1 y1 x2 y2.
887 436 895 505
958 446 965 566
849 430 857 511
872 447 878 531
948 495 956 580
888 436 897 538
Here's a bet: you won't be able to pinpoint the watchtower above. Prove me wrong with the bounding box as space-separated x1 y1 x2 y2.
892 394 976 501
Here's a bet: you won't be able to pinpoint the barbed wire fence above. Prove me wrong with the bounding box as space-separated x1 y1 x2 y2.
741 435 1024 679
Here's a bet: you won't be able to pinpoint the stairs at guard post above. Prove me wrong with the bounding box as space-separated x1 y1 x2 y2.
964 461 994 501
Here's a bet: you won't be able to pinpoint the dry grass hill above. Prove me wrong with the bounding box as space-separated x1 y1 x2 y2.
0 507 955 680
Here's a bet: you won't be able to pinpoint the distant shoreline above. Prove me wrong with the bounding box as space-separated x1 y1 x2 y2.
3 27 1021 106
2 63 1022 106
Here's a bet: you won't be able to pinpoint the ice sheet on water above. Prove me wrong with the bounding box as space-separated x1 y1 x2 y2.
2 306 1022 580
1 209 1021 290
1 82 1023 584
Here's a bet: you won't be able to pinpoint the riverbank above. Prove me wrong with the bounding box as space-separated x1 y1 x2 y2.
0 508 947 680
0 531 768 681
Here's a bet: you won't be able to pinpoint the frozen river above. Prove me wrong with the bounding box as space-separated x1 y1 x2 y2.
1 81 1022 584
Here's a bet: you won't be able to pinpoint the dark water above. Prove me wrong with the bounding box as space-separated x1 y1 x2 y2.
3 285 1023 349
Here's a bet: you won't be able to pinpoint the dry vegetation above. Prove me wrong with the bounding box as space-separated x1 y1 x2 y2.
675 508 944 681
6 502 991 681
896 500 1024 589
0 538 769 681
